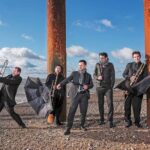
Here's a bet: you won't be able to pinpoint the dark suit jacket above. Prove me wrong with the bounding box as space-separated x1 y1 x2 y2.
60 71 93 99
123 62 148 82
0 74 22 106
93 62 115 88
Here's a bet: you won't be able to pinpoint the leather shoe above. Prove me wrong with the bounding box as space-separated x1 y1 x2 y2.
125 121 132 128
135 123 142 128
21 124 27 129
56 122 63 126
64 128 71 135
99 121 105 125
109 122 115 128
80 126 87 131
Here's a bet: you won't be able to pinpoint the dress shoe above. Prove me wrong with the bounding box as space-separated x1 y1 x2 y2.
80 126 87 131
21 124 27 129
135 123 142 128
99 121 105 125
64 128 71 135
125 121 132 128
56 122 63 126
109 122 115 128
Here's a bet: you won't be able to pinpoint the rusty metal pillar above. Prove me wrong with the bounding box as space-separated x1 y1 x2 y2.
144 0 150 126
47 0 66 121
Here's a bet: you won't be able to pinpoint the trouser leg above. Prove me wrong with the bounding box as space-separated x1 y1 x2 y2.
66 95 80 129
124 94 132 122
79 94 88 126
55 96 63 123
0 101 4 113
96 87 105 121
132 95 143 123
4 101 25 127
106 89 114 122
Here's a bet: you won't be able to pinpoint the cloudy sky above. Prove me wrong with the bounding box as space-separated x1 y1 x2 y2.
0 0 145 78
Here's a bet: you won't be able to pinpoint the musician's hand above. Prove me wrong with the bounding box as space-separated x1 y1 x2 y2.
130 75 136 83
53 85 56 90
98 76 103 80
83 85 88 90
57 84 61 90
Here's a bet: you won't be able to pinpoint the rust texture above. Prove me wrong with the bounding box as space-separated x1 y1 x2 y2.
47 0 66 121
144 0 150 126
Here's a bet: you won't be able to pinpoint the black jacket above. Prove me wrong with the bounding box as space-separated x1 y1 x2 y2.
45 73 65 97
0 74 22 106
60 71 93 99
123 62 148 82
93 62 115 88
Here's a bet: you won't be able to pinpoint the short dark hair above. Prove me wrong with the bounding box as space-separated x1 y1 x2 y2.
55 64 63 73
79 60 87 65
15 67 21 73
132 51 141 57
99 52 108 58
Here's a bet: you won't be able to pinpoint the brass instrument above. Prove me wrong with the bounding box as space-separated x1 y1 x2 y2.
50 74 59 98
125 63 146 100
0 59 8 77
130 63 146 86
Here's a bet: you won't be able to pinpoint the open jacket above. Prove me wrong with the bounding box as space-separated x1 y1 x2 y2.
60 71 93 99
0 74 22 106
45 73 65 97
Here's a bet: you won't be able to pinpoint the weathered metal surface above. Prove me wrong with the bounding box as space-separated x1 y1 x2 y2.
144 0 150 126
47 0 66 121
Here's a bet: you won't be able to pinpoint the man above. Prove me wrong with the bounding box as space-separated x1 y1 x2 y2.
93 52 115 128
123 51 147 128
0 67 26 128
57 60 93 135
46 65 65 125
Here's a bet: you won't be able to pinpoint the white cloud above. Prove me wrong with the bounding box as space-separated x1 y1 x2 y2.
73 19 114 32
111 47 134 60
0 47 46 78
100 19 114 28
67 45 98 73
67 45 89 57
21 34 33 41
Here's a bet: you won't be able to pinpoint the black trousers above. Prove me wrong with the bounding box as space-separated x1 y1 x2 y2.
51 94 64 123
96 87 114 122
67 93 89 129
124 94 143 123
0 100 25 127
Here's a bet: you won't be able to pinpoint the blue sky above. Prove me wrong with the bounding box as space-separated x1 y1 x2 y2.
0 0 145 78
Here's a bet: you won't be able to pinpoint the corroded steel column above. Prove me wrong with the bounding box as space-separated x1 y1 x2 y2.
47 0 66 121
144 0 150 126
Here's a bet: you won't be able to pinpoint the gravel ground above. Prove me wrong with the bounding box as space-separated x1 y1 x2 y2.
0 99 150 150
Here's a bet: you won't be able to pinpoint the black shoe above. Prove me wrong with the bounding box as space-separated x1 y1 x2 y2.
109 122 115 128
56 122 63 126
125 121 132 128
64 128 71 135
99 121 105 125
135 123 142 128
21 124 27 129
80 126 87 131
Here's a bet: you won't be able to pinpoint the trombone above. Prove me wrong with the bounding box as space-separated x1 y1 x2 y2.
0 59 8 77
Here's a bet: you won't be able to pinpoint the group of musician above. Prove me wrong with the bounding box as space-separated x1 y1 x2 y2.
47 50 148 135
0 51 148 136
